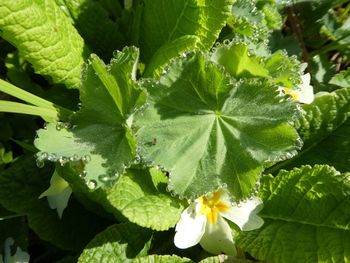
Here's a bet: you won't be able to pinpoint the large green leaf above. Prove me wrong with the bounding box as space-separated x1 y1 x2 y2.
237 165 350 263
0 157 110 251
105 168 184 230
329 68 350 88
35 47 145 188
135 52 299 198
78 223 152 263
132 255 193 263
0 0 87 88
139 0 234 62
269 87 350 173
57 0 125 61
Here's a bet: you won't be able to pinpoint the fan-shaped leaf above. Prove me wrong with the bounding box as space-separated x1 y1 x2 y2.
135 52 299 198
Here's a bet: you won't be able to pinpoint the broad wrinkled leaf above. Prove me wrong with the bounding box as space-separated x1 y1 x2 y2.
135 52 299 198
329 68 350 88
139 0 234 62
78 223 152 263
237 165 350 263
0 0 87 88
105 168 184 230
35 47 145 189
132 255 193 263
0 157 110 251
271 87 350 173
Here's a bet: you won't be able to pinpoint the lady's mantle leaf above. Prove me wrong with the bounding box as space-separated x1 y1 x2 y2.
78 223 152 263
135 52 299 198
105 168 184 231
0 0 87 88
35 47 145 189
237 165 350 263
139 0 234 62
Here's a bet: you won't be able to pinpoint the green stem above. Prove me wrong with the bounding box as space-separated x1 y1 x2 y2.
0 78 72 119
0 214 26 221
0 100 59 121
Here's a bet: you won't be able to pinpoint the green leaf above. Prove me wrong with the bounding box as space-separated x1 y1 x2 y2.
237 165 350 263
132 255 193 263
264 50 301 88
58 0 125 61
139 0 234 62
270 87 350 173
210 43 268 78
144 35 200 78
0 0 87 88
78 223 152 263
105 168 184 230
0 157 111 251
329 68 350 88
135 52 299 198
35 48 145 189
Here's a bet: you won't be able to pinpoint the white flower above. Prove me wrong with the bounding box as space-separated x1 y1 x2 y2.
39 169 72 218
280 63 314 104
174 190 264 255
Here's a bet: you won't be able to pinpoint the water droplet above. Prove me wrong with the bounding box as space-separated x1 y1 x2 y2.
237 202 242 208
64 122 72 129
59 156 68 166
79 170 87 178
82 155 91 163
98 174 110 183
69 154 79 162
47 153 57 162
36 159 45 168
40 152 48 160
87 180 97 190
56 122 64 131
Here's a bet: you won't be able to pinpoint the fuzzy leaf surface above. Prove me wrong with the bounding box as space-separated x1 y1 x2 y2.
105 168 184 230
132 255 193 263
0 0 86 88
272 87 350 173
139 0 234 62
35 48 144 189
237 165 350 263
135 52 299 198
78 223 152 263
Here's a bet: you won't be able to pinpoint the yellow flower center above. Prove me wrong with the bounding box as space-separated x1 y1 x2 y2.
198 191 230 224
283 88 298 101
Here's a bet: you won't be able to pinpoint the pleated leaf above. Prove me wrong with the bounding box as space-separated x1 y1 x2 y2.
135 52 299 198
35 47 145 189
237 165 350 263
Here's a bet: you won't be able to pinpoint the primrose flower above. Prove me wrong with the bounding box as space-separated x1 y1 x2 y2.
174 190 263 255
280 63 314 104
39 170 72 218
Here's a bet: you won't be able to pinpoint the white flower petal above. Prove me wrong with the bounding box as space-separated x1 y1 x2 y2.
297 73 314 104
221 196 263 231
47 186 72 218
199 216 236 256
174 204 206 249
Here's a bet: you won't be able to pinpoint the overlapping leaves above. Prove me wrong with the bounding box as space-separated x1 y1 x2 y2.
35 47 144 188
0 0 87 88
237 165 350 263
135 51 300 198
